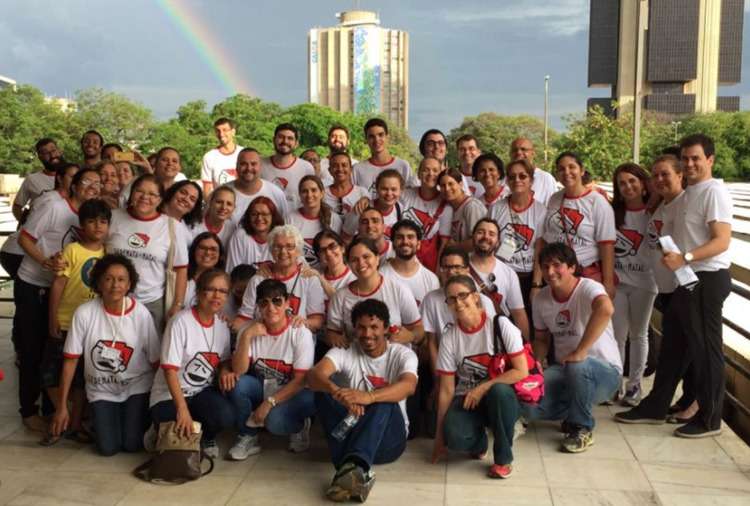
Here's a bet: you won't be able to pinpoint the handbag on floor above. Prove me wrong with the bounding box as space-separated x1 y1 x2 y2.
133 421 214 485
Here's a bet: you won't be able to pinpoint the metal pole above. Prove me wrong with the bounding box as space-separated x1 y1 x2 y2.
632 0 647 163
544 75 550 165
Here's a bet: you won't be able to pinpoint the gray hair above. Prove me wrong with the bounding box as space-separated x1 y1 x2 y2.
268 224 304 256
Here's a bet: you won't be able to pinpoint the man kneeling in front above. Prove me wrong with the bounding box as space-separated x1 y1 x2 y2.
307 299 418 503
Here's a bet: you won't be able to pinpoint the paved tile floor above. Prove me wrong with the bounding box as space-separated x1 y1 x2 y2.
0 322 749 505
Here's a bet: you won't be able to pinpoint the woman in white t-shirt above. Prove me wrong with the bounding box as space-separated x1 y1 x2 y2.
185 232 225 308
326 237 423 348
159 179 204 237
324 152 369 216
226 196 283 272
190 185 236 248
289 175 342 268
307 230 357 308
610 163 658 406
537 152 617 299
149 269 237 458
433 275 527 479
51 254 160 456
227 278 316 460
473 153 509 212
439 168 488 250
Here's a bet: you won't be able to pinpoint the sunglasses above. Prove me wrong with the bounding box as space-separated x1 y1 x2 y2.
258 296 285 309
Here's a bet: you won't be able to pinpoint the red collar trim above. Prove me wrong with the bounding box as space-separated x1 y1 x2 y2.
325 266 351 281
252 235 267 245
298 208 320 220
328 184 354 198
626 204 647 212
458 311 487 334
273 264 301 282
368 156 395 167
375 201 395 216
127 207 161 222
204 217 223 235
563 189 592 200
552 277 581 303
349 274 384 297
509 196 534 213
266 318 291 336
271 156 297 170
103 297 135 316
64 198 79 215
191 307 214 328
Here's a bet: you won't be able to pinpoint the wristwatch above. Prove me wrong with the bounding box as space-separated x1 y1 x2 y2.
267 396 277 407
684 252 694 263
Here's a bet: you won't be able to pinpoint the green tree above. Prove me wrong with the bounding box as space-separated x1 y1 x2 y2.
447 113 557 169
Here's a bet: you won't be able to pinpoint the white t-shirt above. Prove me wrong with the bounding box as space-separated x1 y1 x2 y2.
184 279 197 309
532 277 622 372
327 275 421 339
238 265 326 321
323 185 370 215
245 322 314 389
489 196 547 273
190 217 237 249
379 261 439 307
468 257 525 314
225 228 271 273
450 197 487 242
150 307 232 406
201 146 243 188
322 267 358 309
228 180 290 225
646 193 684 293
63 298 159 403
106 209 189 304
18 196 81 287
672 178 732 272
260 156 315 210
352 157 417 199
461 173 484 199
614 207 657 292
325 342 418 431
478 186 510 212
15 170 56 209
436 313 523 395
400 188 453 241
421 289 497 342
542 189 616 268
531 168 559 206
288 210 343 269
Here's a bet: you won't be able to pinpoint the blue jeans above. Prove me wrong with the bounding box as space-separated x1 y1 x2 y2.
444 383 519 465
522 357 620 430
228 374 315 436
91 393 150 456
150 387 235 441
315 392 406 470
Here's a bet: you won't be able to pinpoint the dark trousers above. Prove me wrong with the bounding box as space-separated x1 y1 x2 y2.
315 392 406 470
15 278 53 418
151 387 236 441
443 384 520 465
91 393 150 456
638 270 730 428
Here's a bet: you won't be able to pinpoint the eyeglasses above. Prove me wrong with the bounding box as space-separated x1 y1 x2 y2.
258 296 285 308
202 287 229 295
197 245 220 253
250 212 271 219
445 291 473 306
134 190 160 200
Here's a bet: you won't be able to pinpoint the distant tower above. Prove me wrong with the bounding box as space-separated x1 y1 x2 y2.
587 0 744 116
308 10 409 129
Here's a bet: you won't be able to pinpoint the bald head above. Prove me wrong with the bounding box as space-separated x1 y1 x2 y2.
510 138 535 166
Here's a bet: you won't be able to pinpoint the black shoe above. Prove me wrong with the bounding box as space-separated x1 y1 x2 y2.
614 409 665 425
674 420 721 439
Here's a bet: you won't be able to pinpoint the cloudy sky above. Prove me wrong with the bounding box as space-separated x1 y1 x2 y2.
3 0 750 137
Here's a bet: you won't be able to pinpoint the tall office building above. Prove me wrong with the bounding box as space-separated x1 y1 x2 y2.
0 75 17 91
588 0 744 116
308 11 409 129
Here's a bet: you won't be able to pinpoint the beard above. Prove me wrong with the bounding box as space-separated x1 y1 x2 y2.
473 241 497 257
43 157 64 172
395 249 416 261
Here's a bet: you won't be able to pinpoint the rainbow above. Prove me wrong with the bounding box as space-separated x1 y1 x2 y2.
156 0 254 97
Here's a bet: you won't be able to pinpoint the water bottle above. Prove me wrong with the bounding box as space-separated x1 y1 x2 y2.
331 413 360 441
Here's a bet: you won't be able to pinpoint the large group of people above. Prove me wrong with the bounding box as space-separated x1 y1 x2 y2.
3 116 733 502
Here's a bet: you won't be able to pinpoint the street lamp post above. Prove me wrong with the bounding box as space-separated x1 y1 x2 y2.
544 75 550 165
632 0 647 164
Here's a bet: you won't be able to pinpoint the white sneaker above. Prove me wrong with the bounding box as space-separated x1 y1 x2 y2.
143 424 157 453
227 434 261 460
201 439 220 459
513 418 527 441
288 418 311 453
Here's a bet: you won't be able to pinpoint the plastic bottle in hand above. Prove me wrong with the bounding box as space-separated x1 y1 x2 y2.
331 413 360 441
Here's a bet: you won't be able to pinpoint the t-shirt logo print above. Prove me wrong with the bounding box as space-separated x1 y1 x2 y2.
647 220 663 248
615 229 644 257
183 352 220 387
218 168 237 184
459 353 492 389
272 177 288 190
556 207 584 235
127 233 150 249
254 358 293 384
358 375 389 391
555 310 571 329
91 340 134 373
502 223 534 252
402 207 434 236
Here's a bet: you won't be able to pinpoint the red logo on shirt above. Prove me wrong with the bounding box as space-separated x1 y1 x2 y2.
615 229 644 257
501 223 534 252
287 294 301 315
555 310 571 328
184 352 220 387
402 207 435 236
459 353 492 388
366 375 390 389
127 233 150 249
559 207 584 234
272 177 289 190
218 169 237 184
90 340 134 373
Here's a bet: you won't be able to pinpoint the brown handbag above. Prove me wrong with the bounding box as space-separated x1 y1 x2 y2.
133 422 214 485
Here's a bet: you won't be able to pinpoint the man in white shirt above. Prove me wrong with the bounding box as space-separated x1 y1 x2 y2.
260 123 315 209
353 118 417 197
527 242 621 453
308 299 418 503
12 138 62 221
229 148 289 223
468 219 529 339
509 137 558 205
456 134 483 197
201 117 243 194
616 134 732 439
